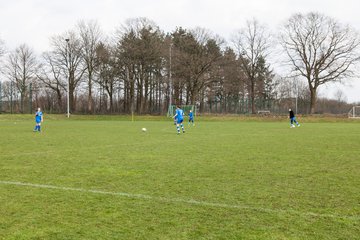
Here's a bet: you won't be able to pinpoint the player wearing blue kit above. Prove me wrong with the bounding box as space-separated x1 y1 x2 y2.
188 110 195 126
173 106 185 134
34 108 43 132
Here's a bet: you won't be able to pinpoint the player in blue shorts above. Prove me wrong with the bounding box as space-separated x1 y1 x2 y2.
289 108 300 128
188 110 195 126
34 107 43 132
173 106 185 134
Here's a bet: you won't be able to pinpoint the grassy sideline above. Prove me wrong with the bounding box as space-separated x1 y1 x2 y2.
0 114 359 239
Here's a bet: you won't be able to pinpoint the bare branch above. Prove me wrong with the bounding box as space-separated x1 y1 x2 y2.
280 12 360 113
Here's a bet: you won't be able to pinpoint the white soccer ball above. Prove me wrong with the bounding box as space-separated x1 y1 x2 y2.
141 128 147 132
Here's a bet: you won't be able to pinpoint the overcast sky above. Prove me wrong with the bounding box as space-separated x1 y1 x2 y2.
1 0 359 103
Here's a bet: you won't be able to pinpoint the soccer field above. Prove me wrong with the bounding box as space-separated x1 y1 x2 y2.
0 115 359 239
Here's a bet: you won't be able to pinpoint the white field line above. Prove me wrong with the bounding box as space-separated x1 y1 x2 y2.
0 180 358 221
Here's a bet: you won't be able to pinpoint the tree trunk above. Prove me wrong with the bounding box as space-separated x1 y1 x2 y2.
130 78 135 115
56 89 62 112
20 93 24 113
251 81 256 114
310 87 317 114
144 77 149 114
69 81 76 114
87 72 93 114
190 89 196 105
69 72 76 113
109 93 113 113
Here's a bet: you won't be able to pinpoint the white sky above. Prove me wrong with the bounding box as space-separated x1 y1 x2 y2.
0 0 359 103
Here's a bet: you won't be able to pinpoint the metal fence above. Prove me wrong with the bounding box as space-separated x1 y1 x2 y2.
0 82 33 114
0 81 351 115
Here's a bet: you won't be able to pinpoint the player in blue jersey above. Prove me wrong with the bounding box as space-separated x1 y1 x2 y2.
188 110 195 126
34 107 43 132
173 106 185 134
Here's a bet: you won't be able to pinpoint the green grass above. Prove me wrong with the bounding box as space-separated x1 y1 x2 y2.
0 115 359 239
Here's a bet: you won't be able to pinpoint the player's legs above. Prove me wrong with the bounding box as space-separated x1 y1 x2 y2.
290 118 295 128
294 117 300 126
180 119 185 133
176 119 185 134
34 122 41 131
34 121 40 131
176 119 181 134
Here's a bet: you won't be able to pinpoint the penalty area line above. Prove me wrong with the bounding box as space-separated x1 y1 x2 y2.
0 180 358 221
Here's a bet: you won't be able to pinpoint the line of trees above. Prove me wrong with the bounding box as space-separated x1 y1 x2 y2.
0 13 359 115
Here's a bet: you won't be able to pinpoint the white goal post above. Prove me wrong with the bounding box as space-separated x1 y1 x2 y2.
167 105 196 117
348 106 360 118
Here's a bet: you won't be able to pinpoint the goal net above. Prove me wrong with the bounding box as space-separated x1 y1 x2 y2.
348 106 360 118
167 105 196 117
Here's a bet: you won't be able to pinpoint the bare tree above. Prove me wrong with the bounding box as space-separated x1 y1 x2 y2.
232 19 271 114
280 12 360 113
77 20 103 113
95 42 118 113
50 31 86 113
4 44 38 112
37 51 67 111
334 89 347 103
0 81 15 111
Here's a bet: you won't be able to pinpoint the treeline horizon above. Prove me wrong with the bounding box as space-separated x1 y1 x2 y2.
0 12 359 115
